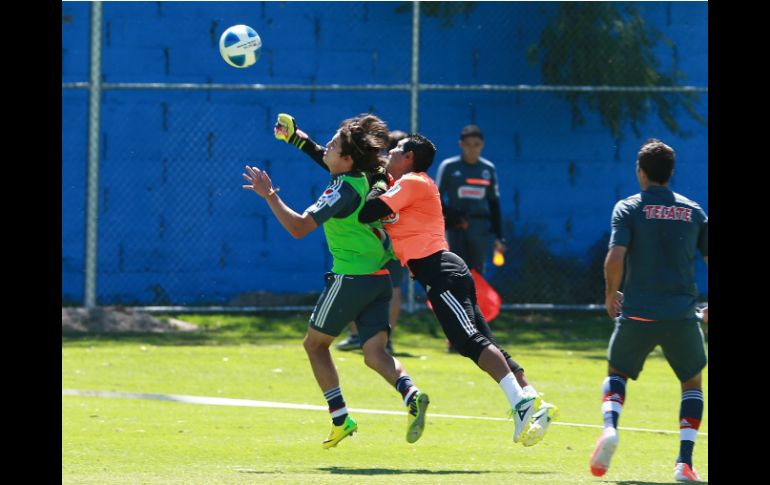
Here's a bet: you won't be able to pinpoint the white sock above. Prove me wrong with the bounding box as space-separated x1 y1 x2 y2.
499 372 526 408
522 385 537 397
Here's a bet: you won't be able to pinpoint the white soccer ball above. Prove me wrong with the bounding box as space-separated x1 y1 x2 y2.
219 24 262 68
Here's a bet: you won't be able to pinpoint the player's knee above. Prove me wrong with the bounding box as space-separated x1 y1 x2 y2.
362 346 384 369
360 333 389 368
303 333 327 354
302 337 315 355
362 352 379 370
453 332 492 362
681 372 702 390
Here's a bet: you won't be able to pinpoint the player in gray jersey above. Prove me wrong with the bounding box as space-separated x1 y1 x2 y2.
436 125 509 356
435 125 506 274
589 139 708 482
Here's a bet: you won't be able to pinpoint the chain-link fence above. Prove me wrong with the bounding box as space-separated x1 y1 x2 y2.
61 1 708 308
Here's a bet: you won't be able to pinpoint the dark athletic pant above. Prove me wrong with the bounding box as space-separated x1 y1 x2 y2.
408 250 516 366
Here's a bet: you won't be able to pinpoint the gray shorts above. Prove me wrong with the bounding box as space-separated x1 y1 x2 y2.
309 272 392 344
607 316 708 382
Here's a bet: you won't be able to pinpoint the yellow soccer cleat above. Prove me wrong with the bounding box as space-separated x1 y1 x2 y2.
406 391 430 443
520 401 559 447
322 415 358 449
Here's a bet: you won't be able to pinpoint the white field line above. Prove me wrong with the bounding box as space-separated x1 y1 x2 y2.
62 389 706 437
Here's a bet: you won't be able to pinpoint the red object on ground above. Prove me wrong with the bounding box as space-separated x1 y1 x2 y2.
425 269 502 322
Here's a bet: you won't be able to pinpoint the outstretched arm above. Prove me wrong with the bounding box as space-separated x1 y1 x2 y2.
242 165 318 239
274 113 328 171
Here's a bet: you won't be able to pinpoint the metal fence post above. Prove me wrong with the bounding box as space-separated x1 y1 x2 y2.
407 0 421 314
83 1 103 308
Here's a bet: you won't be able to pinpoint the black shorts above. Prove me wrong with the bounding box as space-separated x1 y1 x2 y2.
409 251 488 348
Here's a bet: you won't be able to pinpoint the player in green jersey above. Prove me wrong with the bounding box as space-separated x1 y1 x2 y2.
242 114 429 449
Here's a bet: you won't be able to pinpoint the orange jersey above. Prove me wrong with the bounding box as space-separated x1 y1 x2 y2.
378 172 449 264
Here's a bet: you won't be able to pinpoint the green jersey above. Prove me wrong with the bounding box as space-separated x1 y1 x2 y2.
306 172 392 275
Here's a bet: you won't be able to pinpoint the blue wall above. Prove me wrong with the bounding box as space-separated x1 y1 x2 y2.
61 2 708 304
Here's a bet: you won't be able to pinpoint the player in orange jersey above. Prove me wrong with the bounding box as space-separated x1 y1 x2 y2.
358 133 558 446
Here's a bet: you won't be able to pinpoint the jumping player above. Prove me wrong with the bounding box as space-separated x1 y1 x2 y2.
358 133 559 446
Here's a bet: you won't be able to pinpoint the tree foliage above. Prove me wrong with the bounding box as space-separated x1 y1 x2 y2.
527 3 706 140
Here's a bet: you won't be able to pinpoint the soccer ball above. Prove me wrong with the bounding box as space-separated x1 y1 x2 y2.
219 24 262 68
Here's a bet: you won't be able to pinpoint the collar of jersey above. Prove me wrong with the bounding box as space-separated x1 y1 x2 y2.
331 170 363 180
643 184 670 193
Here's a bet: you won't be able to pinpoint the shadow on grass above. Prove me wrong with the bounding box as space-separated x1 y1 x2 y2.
318 466 499 476
61 311 310 347
338 348 421 359
391 350 419 358
61 330 303 347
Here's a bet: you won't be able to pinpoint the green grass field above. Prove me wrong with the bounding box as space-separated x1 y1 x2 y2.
62 312 708 484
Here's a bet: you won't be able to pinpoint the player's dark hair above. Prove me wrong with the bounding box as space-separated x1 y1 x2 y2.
637 138 675 184
338 114 388 173
376 130 408 166
403 133 436 172
388 130 408 150
460 124 484 141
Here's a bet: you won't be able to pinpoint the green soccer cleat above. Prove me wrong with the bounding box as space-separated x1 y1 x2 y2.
321 415 358 449
406 391 430 443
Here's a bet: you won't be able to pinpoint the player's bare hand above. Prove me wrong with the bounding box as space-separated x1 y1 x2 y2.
605 291 623 319
242 165 274 198
493 239 507 253
701 306 708 324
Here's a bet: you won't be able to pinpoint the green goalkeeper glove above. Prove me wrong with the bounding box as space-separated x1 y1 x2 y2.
274 113 308 149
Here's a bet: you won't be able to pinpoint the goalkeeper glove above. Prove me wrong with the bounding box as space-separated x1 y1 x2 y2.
274 113 308 149
366 167 390 199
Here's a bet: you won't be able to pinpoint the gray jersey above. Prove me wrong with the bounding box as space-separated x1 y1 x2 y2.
610 185 708 321
435 155 500 219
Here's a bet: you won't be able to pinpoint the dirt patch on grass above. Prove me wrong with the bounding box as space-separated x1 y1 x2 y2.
62 307 199 333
